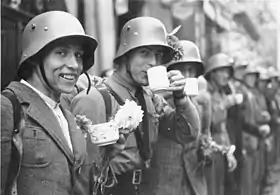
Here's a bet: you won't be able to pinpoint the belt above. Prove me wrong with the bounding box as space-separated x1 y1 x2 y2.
116 169 142 185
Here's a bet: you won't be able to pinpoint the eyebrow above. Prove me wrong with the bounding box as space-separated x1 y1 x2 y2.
56 45 84 52
143 46 164 53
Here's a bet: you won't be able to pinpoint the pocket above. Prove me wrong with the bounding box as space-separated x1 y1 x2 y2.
21 126 51 168
147 112 159 143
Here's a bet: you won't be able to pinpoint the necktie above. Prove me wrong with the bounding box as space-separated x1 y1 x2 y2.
135 87 151 162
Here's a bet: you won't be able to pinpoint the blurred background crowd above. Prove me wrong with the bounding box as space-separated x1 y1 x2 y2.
2 0 280 88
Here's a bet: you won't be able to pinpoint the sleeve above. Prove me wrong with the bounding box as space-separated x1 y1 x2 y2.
157 94 201 144
1 95 14 194
70 87 120 184
192 91 212 136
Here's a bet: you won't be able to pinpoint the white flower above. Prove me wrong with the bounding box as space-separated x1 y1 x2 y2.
75 115 93 138
114 99 144 132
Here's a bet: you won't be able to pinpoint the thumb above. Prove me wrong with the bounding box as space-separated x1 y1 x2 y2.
117 134 126 145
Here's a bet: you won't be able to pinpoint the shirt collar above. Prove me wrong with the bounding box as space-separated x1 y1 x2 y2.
20 79 60 109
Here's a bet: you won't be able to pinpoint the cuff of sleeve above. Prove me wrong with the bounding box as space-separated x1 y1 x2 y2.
174 95 192 110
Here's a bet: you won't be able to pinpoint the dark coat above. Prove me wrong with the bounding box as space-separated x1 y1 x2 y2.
142 94 207 195
1 82 98 195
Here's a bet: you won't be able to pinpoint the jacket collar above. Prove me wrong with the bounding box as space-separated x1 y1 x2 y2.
107 72 137 100
6 82 86 165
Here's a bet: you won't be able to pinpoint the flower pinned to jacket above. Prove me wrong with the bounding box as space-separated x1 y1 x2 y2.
75 115 93 138
167 26 183 61
114 99 144 134
198 134 236 157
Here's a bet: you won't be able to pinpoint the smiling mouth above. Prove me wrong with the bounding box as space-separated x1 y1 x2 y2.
60 74 77 81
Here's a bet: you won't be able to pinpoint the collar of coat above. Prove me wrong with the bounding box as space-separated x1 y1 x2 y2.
5 81 87 166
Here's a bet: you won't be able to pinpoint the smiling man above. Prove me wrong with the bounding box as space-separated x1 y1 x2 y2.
1 11 125 195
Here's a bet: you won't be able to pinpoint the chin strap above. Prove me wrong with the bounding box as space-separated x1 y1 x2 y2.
39 61 53 90
84 72 92 94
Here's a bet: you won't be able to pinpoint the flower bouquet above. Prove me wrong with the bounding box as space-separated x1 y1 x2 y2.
198 134 236 161
75 99 144 146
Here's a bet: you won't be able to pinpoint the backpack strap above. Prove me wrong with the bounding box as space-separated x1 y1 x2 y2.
103 83 125 106
96 86 112 121
1 90 22 195
103 83 147 161
2 90 22 130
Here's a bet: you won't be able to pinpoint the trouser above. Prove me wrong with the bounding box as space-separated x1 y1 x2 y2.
205 152 225 195
241 151 254 195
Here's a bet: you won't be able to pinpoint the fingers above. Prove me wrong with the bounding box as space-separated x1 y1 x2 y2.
227 156 237 172
108 134 126 158
167 70 185 91
117 134 126 145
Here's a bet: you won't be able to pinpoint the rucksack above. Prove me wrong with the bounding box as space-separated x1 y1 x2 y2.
1 90 22 195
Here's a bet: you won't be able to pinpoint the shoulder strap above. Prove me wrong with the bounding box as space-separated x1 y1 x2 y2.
103 83 125 105
1 90 22 195
2 90 22 130
103 83 149 160
96 86 112 122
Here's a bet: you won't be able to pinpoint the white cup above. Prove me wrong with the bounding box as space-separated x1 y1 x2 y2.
147 66 170 92
235 93 244 105
88 122 119 146
184 78 199 96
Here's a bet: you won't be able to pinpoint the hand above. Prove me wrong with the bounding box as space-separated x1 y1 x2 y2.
259 124 270 137
167 70 186 93
223 94 243 108
227 153 237 172
105 134 126 159
261 111 271 122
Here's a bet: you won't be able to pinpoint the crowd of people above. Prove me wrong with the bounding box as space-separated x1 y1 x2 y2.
1 10 280 195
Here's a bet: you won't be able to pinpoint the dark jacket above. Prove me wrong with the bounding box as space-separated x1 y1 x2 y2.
70 72 200 195
1 82 99 195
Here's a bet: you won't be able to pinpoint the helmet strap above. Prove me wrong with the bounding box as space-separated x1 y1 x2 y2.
126 62 140 87
84 72 92 94
39 61 54 90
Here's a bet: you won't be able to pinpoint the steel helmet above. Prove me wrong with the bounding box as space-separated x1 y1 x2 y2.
244 65 259 77
18 11 98 76
234 58 249 69
114 17 174 64
266 67 279 79
204 53 234 78
166 40 204 76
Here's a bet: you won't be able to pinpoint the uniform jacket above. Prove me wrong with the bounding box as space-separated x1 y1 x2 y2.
139 92 206 195
71 72 200 195
207 83 231 146
1 82 98 195
227 79 262 154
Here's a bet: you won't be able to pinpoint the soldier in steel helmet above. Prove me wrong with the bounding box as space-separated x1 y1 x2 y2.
71 17 200 195
225 57 271 195
1 11 125 195
145 40 208 195
240 65 272 195
203 53 240 195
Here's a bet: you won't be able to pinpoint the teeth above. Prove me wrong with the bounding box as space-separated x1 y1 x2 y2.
61 74 75 80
